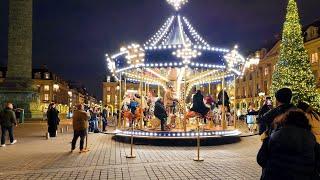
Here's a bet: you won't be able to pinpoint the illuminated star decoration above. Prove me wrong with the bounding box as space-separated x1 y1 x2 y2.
166 0 189 11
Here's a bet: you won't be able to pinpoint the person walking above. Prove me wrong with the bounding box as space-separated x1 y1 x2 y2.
71 104 90 153
257 109 320 180
259 88 295 136
101 106 108 132
297 101 320 144
46 103 60 137
256 97 273 135
154 98 168 131
0 103 18 147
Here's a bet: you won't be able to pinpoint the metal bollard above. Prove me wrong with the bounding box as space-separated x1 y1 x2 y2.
46 132 50 140
194 117 204 162
126 120 136 159
66 126 69 132
60 127 64 133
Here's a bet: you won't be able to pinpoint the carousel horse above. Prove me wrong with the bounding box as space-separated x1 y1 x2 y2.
123 110 133 128
135 107 144 129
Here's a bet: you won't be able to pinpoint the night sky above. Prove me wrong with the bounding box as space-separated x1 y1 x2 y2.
1 0 320 99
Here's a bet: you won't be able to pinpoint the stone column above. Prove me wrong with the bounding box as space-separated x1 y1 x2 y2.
0 0 41 119
7 0 33 81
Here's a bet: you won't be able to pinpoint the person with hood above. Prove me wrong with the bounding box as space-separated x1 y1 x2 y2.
259 88 295 136
257 109 320 179
47 102 60 137
154 98 168 131
0 103 18 147
297 101 320 144
256 97 273 135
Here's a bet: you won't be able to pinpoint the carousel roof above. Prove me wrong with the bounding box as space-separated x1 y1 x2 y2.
106 0 254 87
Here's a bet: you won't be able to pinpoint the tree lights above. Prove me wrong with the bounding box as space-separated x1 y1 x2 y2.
271 0 320 109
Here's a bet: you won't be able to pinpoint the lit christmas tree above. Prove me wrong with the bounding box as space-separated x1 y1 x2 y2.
271 0 320 109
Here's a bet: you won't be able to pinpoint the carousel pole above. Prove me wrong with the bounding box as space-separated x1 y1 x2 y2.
118 73 122 129
123 77 127 128
222 72 227 130
157 84 160 97
183 66 187 132
208 83 211 95
139 79 143 129
233 75 237 128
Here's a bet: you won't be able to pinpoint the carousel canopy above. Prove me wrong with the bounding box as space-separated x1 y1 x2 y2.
105 0 256 91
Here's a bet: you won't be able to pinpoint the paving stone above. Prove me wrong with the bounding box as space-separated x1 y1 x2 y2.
0 123 262 180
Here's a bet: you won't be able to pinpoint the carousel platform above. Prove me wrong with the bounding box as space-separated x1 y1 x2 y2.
113 128 242 146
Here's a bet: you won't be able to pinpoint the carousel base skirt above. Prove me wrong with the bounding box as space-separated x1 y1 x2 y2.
113 129 242 146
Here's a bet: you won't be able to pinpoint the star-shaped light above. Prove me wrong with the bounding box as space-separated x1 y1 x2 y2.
166 0 188 11
173 44 201 64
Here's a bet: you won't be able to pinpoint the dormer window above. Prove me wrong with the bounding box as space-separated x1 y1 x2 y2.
34 72 41 79
44 73 50 79
306 26 319 41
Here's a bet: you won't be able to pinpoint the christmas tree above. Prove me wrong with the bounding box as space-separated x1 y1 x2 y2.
271 0 320 109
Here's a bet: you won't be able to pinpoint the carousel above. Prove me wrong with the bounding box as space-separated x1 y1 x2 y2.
106 0 257 143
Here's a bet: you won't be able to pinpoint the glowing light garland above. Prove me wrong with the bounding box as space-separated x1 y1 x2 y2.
166 0 188 11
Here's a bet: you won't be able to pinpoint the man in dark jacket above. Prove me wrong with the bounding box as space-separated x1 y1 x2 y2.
154 98 168 131
72 104 90 153
259 88 295 135
0 103 18 147
257 110 320 180
256 97 273 135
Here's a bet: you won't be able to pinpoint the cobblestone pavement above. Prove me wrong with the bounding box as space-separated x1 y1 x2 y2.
0 122 262 180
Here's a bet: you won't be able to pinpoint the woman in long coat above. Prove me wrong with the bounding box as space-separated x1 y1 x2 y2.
47 103 60 137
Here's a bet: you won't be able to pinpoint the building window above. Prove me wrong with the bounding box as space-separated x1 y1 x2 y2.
107 87 111 92
311 52 319 64
34 72 41 79
44 94 49 101
44 73 50 79
264 67 269 76
107 95 111 103
44 85 50 91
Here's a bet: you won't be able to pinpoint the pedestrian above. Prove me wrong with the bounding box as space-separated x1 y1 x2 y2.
247 103 258 133
257 109 320 180
46 102 60 137
101 105 108 132
297 101 320 144
154 98 168 131
0 103 18 147
71 104 90 153
89 107 99 133
259 88 295 136
256 97 273 135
